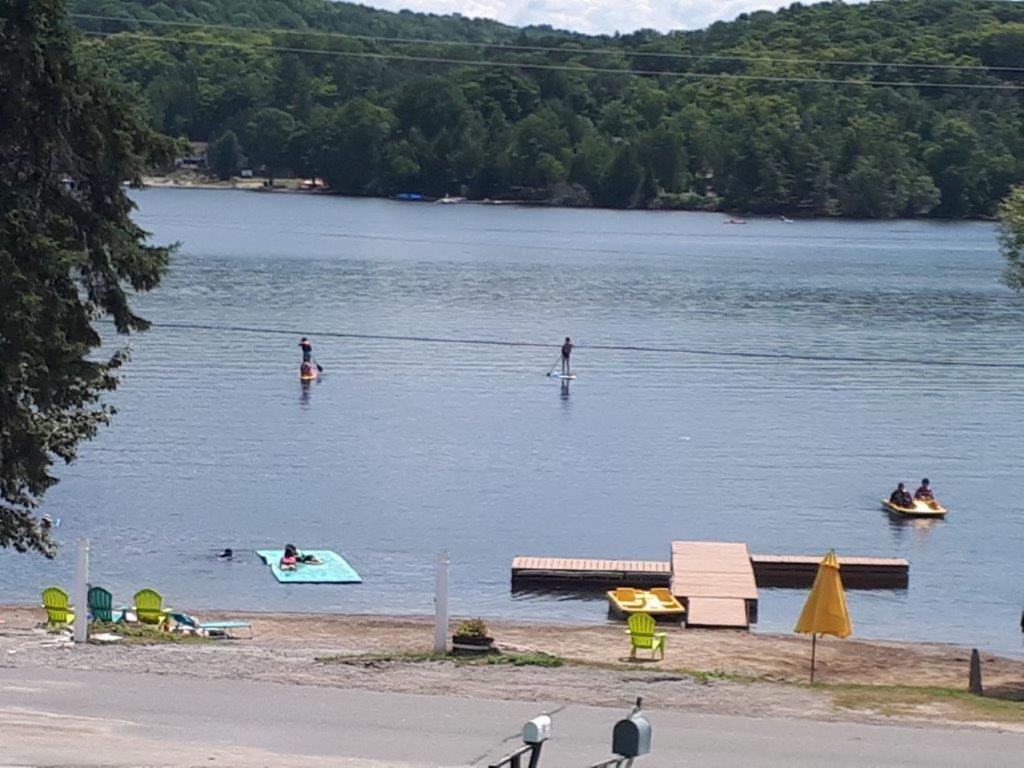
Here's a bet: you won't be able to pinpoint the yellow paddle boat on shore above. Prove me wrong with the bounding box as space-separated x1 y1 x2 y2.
606 587 685 619
881 498 948 518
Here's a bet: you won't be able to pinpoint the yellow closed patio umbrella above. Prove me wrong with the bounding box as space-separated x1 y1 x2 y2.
794 549 852 682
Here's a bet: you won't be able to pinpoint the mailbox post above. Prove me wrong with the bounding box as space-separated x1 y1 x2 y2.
588 698 651 768
488 714 550 768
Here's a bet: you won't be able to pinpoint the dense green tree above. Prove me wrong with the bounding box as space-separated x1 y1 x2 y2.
1 0 175 554
208 130 245 180
244 107 296 185
998 187 1024 292
68 0 1024 216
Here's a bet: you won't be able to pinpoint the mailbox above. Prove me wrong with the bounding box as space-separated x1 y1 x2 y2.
612 712 651 758
522 714 552 745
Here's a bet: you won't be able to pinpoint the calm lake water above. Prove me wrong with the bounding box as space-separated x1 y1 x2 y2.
5 189 1023 655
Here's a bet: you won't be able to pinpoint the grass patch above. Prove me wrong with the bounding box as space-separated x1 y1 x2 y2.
317 650 564 668
87 621 211 645
828 683 1024 723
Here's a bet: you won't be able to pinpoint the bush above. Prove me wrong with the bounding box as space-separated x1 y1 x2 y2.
454 618 490 638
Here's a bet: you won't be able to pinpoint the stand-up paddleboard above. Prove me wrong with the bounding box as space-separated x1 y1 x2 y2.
550 372 576 380
299 364 318 381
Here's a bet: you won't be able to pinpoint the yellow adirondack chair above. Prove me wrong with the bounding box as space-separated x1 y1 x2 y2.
133 588 171 628
626 613 667 660
42 587 75 626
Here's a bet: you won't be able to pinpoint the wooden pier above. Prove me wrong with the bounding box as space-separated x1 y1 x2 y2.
511 543 909 630
670 541 758 628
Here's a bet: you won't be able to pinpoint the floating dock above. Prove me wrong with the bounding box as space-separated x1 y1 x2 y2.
670 541 758 628
511 542 909 630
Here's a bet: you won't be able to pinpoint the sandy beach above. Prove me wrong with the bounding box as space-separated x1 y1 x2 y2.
2 607 1021 732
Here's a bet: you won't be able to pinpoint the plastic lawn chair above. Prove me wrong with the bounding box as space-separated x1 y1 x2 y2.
41 587 75 626
87 586 125 623
133 588 172 629
171 612 254 639
627 613 667 660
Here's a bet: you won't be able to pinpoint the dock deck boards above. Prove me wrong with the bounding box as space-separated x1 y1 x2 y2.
686 597 750 629
669 541 757 628
510 550 909 597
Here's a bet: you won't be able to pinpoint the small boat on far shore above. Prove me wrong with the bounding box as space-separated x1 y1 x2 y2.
725 218 747 224
881 498 948 518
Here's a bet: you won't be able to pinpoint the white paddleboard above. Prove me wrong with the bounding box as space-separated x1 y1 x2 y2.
550 373 576 380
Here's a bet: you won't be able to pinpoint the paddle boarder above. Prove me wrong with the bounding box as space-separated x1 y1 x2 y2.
299 337 313 363
561 336 574 375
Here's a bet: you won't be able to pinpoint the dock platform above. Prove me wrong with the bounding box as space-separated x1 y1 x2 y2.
671 541 757 628
511 545 909 629
510 556 669 588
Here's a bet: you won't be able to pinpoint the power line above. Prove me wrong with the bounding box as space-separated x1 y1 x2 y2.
121 320 1024 370
69 12 1024 73
81 30 1024 92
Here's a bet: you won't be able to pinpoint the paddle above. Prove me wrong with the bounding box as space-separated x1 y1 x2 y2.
545 353 561 377
312 355 324 373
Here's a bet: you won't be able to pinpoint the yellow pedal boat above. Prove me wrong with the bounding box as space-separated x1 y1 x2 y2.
606 587 685 618
881 498 948 518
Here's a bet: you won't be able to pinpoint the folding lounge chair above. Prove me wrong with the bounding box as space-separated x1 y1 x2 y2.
171 612 254 639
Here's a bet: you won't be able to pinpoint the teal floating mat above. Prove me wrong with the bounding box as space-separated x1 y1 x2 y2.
256 550 362 584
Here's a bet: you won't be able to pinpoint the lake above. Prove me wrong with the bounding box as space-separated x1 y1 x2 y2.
5 188 1023 655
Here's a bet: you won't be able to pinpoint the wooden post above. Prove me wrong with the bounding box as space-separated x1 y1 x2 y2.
434 550 449 654
73 538 89 644
969 648 983 695
810 633 817 684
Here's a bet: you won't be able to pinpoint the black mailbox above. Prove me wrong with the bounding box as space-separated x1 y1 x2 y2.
612 713 651 758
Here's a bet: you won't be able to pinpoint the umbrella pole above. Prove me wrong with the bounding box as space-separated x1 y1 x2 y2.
810 634 817 684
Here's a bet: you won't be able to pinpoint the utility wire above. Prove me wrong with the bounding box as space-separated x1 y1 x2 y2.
69 13 1024 73
117 320 1024 370
80 31 1024 92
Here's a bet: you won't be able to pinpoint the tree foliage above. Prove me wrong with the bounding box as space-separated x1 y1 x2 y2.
208 129 244 179
998 187 1024 292
1 0 175 554
69 0 1024 216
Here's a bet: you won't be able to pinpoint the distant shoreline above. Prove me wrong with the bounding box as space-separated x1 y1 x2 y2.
138 177 997 221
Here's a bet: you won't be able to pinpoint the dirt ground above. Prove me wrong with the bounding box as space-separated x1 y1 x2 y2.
2 606 1021 730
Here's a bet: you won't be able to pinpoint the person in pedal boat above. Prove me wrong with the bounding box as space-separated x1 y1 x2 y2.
561 336 574 375
889 483 913 508
914 478 934 501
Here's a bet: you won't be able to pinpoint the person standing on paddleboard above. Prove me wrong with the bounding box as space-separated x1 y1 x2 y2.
561 336 574 375
299 337 313 363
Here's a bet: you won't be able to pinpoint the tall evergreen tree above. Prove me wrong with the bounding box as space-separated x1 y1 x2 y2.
0 0 175 554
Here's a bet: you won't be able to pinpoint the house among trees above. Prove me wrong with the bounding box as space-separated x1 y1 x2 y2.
175 141 208 170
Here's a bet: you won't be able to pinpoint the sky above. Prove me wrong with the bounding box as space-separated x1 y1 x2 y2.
357 1 842 35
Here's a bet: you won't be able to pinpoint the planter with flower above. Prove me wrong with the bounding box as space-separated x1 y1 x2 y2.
451 618 494 653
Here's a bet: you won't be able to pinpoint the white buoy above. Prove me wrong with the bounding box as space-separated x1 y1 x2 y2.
73 538 89 644
434 550 449 653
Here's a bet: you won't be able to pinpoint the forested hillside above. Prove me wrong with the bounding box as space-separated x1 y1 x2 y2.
70 0 1024 217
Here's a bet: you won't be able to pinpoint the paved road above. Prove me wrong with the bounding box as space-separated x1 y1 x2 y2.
1 668 1021 766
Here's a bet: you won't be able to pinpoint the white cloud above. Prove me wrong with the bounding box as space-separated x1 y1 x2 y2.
356 0 810 35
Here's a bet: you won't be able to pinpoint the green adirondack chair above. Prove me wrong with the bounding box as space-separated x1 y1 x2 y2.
41 587 75 626
626 613 667 660
133 588 171 628
88 586 124 623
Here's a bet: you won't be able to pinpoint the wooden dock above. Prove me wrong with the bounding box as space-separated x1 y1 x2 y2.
750 554 909 588
671 541 758 628
510 556 669 588
511 546 909 630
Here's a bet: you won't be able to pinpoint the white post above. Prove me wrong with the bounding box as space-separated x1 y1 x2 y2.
73 538 89 644
434 550 449 653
